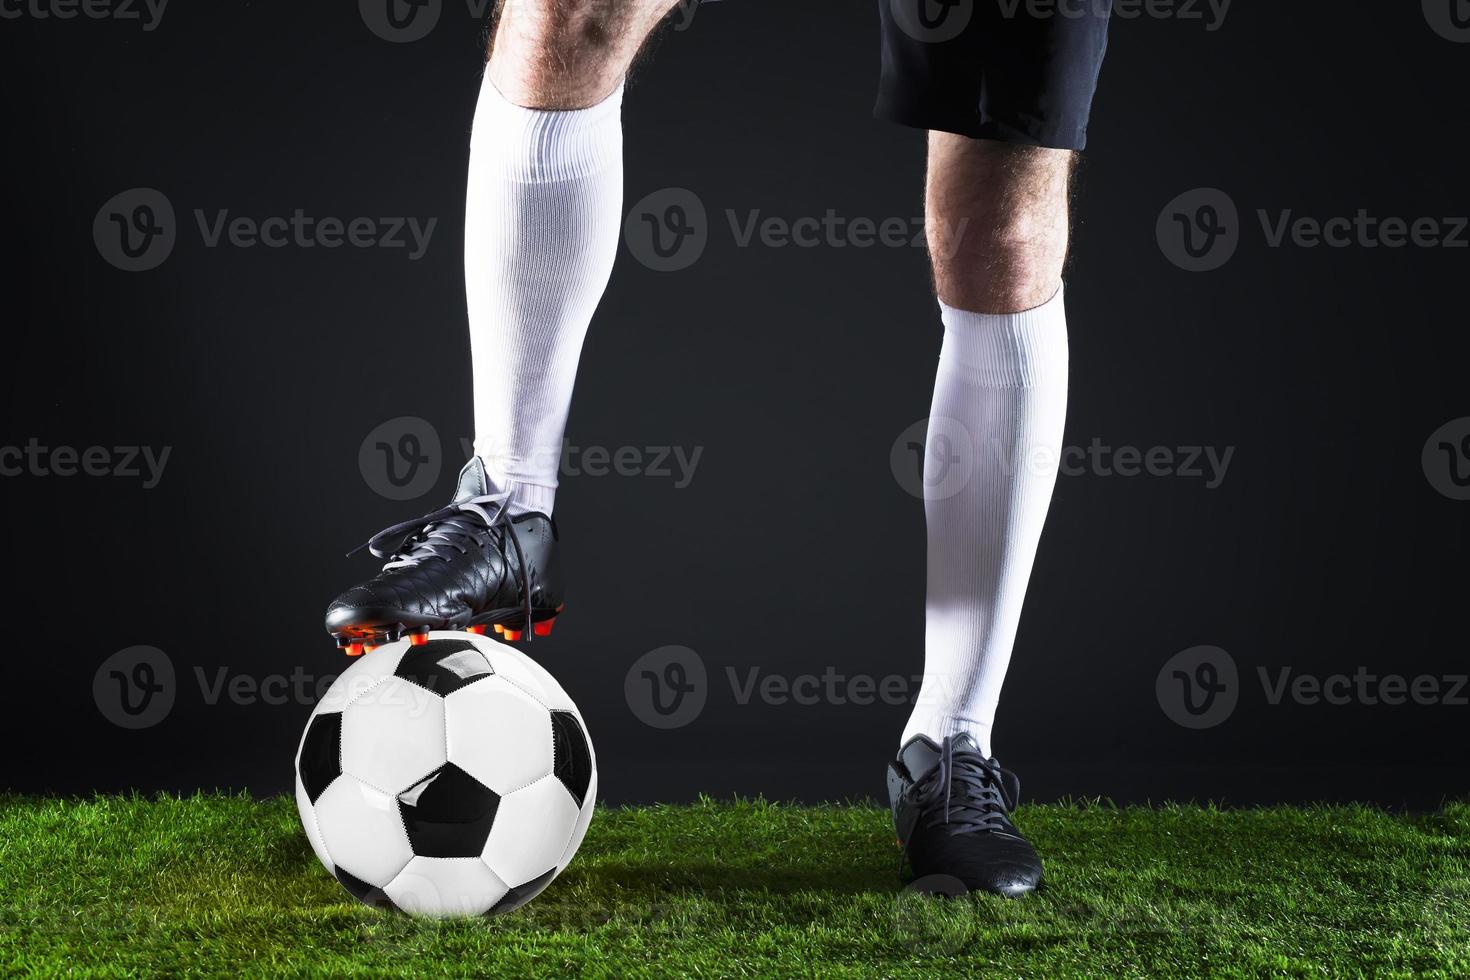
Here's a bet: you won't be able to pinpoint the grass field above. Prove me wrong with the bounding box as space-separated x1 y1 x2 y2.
1 795 1467 977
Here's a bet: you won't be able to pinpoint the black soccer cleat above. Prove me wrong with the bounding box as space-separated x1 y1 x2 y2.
887 733 1043 898
325 458 565 656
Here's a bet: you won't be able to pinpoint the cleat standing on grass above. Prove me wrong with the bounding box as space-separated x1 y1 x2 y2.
887 734 1043 898
325 458 565 653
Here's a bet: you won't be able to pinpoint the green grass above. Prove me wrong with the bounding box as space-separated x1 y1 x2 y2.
1 796 1467 977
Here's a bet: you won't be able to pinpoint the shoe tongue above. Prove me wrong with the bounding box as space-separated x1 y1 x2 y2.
899 733 986 780
899 735 943 780
950 733 982 756
453 457 490 504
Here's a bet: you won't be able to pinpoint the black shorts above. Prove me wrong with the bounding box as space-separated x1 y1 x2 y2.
875 0 1112 150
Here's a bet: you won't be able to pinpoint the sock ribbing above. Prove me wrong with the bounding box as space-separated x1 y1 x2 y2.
903 288 1070 758
469 78 625 182
936 288 1068 387
465 73 626 517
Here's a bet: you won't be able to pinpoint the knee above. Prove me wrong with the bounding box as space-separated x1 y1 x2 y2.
929 210 1069 313
488 0 666 106
491 0 651 56
927 138 1074 311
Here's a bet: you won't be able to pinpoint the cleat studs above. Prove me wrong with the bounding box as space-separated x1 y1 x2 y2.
532 618 555 637
466 625 487 635
345 643 365 657
493 624 504 634
502 629 523 641
409 632 429 646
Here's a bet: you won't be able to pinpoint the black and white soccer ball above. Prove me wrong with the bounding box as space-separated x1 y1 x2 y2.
294 632 596 917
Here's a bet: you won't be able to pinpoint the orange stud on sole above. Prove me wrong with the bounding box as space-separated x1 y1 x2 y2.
409 632 429 646
466 625 487 635
502 629 523 641
532 618 555 637
493 624 504 634
345 643 365 657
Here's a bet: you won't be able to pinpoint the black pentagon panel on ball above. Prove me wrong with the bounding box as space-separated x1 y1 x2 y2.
335 866 400 912
550 711 593 807
486 867 556 917
298 712 343 804
397 763 501 858
393 638 495 696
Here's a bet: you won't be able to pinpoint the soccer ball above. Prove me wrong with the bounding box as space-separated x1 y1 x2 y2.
294 632 596 917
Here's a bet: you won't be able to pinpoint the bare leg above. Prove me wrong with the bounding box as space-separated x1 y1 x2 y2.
925 133 1074 314
487 0 679 109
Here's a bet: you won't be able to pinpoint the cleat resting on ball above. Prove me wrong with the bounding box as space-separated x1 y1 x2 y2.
326 458 565 653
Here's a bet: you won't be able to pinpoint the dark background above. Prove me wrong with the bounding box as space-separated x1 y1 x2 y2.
4 1 1466 806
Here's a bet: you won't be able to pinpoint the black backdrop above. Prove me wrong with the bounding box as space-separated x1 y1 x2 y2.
3 1 1467 806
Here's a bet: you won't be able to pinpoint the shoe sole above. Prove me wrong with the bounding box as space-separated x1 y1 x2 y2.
329 603 565 657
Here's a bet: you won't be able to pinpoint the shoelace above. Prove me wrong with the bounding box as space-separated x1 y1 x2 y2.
906 736 1015 838
347 491 537 643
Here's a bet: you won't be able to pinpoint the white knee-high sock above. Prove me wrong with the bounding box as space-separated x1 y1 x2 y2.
902 288 1069 758
464 75 625 515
